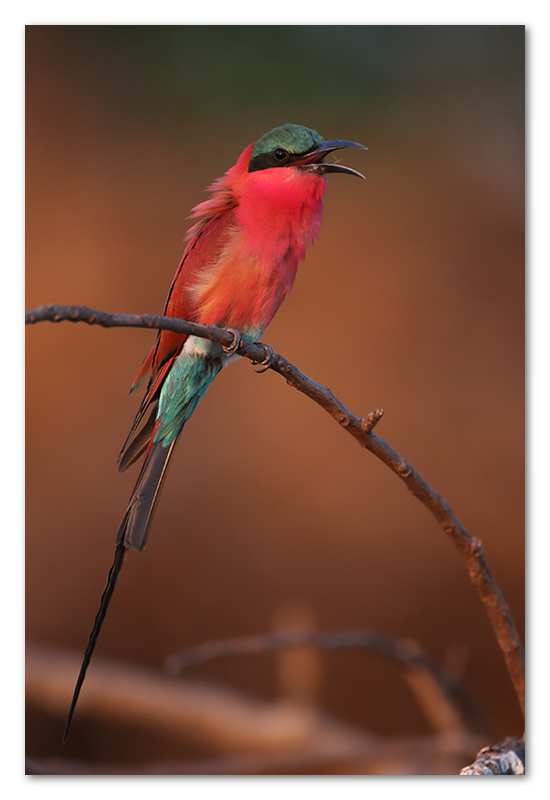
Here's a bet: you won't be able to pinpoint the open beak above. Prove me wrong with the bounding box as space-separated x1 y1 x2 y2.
295 139 368 179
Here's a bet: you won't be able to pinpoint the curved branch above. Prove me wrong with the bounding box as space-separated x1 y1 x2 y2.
166 628 489 736
25 304 525 718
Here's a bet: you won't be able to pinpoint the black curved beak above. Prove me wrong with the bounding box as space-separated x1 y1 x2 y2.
295 139 368 179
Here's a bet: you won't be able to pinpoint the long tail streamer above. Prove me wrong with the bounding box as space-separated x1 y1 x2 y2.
63 540 127 741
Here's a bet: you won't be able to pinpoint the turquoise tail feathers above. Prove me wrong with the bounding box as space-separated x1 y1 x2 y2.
154 352 222 447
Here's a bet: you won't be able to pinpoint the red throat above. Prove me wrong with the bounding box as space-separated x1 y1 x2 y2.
230 143 327 259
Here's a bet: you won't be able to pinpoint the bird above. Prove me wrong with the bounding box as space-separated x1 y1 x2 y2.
64 123 366 740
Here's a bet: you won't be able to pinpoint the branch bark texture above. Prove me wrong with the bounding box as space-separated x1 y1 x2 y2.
460 736 525 775
25 304 525 719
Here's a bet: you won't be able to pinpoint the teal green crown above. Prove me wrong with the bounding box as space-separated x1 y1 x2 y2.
251 124 323 159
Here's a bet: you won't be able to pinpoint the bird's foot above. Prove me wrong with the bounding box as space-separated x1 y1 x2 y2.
252 343 275 373
222 328 242 357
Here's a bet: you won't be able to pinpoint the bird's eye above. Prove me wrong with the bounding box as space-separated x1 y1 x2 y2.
273 148 288 161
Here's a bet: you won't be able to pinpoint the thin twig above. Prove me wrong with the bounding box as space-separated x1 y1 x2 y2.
166 628 488 736
25 304 525 718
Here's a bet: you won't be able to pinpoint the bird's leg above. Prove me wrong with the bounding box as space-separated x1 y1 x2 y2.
252 343 275 374
222 328 242 357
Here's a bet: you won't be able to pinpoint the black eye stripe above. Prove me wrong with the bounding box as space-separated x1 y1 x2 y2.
248 145 315 173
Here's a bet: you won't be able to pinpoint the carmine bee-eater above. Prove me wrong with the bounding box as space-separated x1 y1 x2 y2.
64 123 366 739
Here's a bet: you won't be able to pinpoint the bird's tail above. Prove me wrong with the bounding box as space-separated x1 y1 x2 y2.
63 435 176 741
117 435 177 552
63 540 126 742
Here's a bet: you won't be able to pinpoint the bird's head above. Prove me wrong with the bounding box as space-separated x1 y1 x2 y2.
248 123 367 179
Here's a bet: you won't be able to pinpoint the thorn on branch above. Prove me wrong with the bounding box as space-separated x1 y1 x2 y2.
361 408 384 434
468 539 484 559
397 460 413 478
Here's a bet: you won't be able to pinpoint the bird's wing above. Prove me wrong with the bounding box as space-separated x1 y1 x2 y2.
118 208 236 470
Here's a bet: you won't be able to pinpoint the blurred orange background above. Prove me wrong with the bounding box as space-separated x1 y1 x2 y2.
25 25 524 769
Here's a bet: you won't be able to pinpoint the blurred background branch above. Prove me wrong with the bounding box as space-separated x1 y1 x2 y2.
165 627 488 736
26 641 486 775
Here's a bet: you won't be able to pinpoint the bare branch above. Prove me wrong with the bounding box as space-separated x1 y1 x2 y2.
25 304 525 718
24 303 266 359
460 736 525 775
